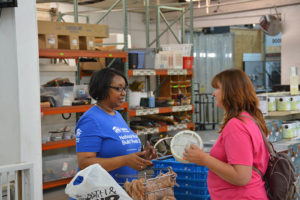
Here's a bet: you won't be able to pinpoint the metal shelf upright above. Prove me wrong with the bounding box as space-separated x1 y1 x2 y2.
145 0 195 123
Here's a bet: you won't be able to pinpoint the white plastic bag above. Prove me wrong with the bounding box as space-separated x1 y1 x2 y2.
65 164 133 200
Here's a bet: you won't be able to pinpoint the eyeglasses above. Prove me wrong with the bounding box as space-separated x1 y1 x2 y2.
108 86 127 93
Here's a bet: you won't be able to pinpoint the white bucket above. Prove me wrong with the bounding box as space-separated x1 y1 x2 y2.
268 96 276 111
257 95 268 115
282 122 296 139
295 121 300 137
276 96 291 111
128 91 147 109
291 96 300 111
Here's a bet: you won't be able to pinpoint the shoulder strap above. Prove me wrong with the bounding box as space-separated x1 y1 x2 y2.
240 114 275 178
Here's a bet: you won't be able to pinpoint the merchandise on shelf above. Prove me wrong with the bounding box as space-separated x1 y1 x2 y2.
266 120 283 142
42 155 78 183
40 84 92 107
287 142 300 199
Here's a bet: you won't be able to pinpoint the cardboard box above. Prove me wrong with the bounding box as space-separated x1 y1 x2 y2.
80 59 105 71
38 20 109 38
58 35 79 50
79 36 95 50
38 34 58 49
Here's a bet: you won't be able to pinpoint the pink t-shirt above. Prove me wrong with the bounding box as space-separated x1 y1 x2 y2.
207 112 270 200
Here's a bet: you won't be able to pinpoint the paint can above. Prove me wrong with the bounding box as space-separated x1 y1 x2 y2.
276 96 291 111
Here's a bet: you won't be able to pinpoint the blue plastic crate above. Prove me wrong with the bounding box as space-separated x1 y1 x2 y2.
137 52 144 69
152 157 210 199
175 185 209 195
176 178 207 187
175 193 211 200
153 158 208 172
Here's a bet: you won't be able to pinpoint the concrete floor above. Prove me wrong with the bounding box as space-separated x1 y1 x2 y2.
43 129 219 200
43 186 69 200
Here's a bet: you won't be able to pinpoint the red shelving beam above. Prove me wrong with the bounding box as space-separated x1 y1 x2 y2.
41 102 128 116
129 105 193 117
43 177 73 190
41 105 93 115
42 139 76 151
39 49 127 61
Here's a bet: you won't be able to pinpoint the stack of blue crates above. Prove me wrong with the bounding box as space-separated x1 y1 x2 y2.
152 157 210 200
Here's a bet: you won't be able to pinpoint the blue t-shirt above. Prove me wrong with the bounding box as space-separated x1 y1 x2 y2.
75 105 141 185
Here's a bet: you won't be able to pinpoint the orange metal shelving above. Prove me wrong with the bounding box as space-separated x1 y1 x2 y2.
39 49 127 61
42 104 93 115
41 102 128 116
43 177 73 190
42 139 76 151
129 105 193 117
40 48 130 190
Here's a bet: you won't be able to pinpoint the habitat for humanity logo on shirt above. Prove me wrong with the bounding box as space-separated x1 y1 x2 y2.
112 126 130 134
112 126 139 145
75 128 82 143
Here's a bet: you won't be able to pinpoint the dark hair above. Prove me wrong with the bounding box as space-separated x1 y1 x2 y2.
89 68 128 101
211 68 268 135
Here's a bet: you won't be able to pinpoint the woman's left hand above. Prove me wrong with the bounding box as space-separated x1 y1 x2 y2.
183 144 208 165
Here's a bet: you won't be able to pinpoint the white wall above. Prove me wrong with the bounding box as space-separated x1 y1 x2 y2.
0 1 42 200
281 5 300 84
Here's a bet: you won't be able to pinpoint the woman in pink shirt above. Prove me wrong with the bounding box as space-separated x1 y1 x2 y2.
184 68 270 199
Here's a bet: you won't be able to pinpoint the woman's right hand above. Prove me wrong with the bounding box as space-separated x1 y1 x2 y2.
125 151 153 170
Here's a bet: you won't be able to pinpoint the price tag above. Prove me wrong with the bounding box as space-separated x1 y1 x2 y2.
137 128 159 135
136 108 159 116
167 69 187 75
172 105 192 112
167 123 187 131
132 69 156 76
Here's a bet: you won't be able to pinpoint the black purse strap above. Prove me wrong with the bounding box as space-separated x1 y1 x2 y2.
240 114 275 177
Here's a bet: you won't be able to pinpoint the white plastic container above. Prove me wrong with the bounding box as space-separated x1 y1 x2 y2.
170 130 203 163
40 86 74 107
276 96 291 111
161 44 192 57
257 95 268 115
291 96 300 111
128 91 147 109
268 96 276 111
295 121 300 137
282 122 296 139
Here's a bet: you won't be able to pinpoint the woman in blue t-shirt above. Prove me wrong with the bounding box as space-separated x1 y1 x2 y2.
75 68 155 185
